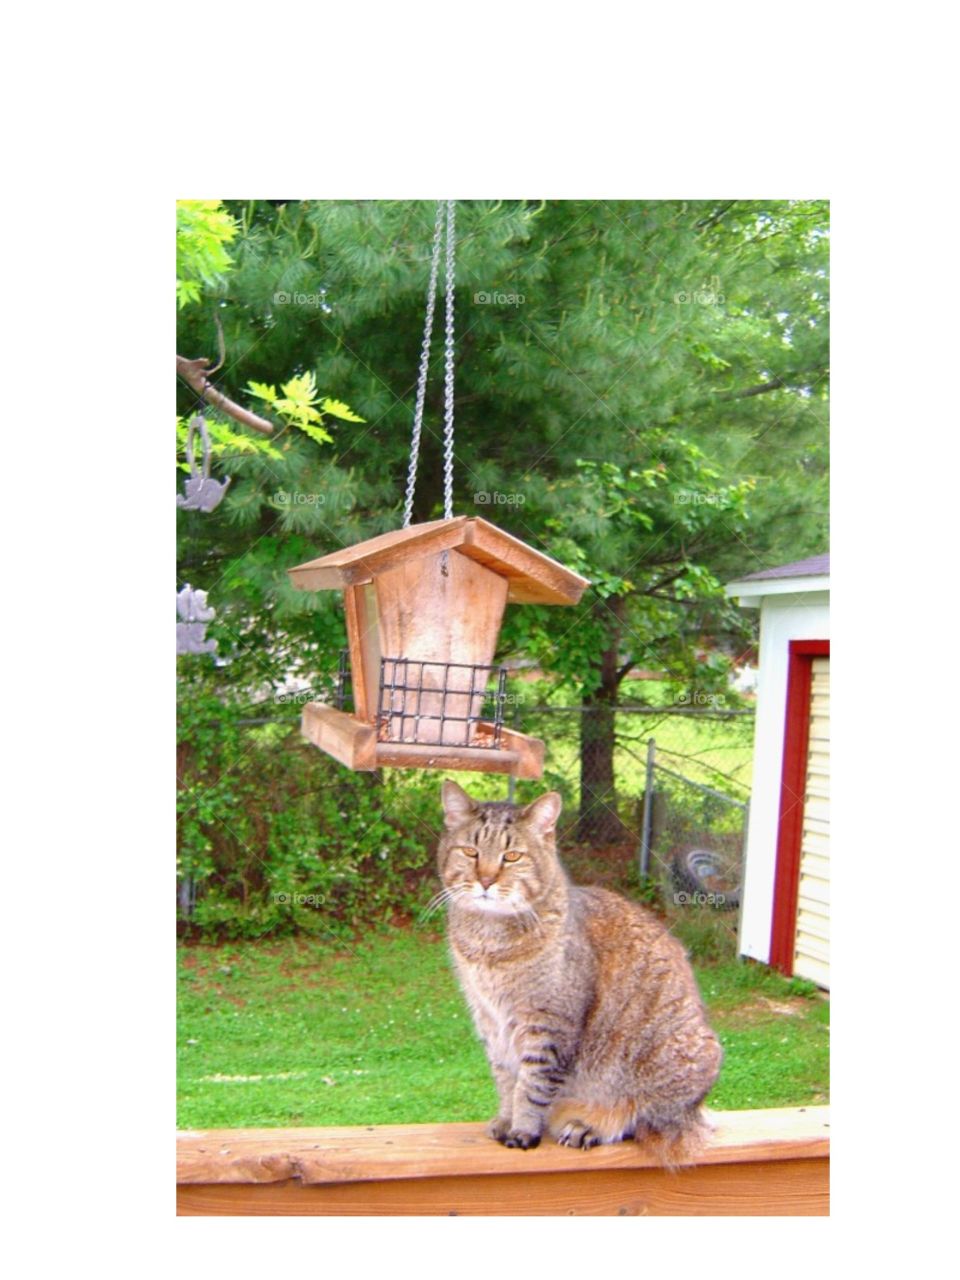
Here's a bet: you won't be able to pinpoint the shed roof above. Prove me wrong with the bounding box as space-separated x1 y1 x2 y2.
725 551 829 605
737 553 830 582
288 516 590 606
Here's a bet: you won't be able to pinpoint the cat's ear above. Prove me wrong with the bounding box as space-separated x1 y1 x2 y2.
441 779 476 829
521 791 562 837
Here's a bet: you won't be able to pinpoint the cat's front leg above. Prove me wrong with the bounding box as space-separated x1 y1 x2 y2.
504 1022 573 1150
486 1061 516 1142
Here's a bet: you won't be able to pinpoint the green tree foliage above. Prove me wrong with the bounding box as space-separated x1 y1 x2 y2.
177 199 828 907
175 200 239 309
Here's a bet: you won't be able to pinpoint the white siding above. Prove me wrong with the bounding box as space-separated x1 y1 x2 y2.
736 592 830 964
793 657 830 987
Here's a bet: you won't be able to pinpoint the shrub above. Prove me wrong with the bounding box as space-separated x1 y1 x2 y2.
177 678 446 939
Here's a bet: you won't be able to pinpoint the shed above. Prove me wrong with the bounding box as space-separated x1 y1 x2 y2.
725 554 830 988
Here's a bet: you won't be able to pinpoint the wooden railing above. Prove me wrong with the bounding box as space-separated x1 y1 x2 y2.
177 1105 829 1215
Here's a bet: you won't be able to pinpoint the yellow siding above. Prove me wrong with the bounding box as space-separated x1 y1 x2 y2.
794 656 830 987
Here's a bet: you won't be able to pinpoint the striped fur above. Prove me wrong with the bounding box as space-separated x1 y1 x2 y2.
438 781 722 1162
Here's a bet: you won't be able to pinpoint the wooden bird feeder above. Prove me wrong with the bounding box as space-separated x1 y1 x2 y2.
288 516 589 778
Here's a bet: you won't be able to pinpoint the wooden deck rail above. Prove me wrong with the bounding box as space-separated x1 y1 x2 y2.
177 1105 829 1215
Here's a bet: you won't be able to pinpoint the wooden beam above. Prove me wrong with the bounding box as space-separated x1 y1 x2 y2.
177 1107 829 1216
300 703 376 770
342 584 380 722
473 722 545 777
375 742 523 776
375 723 544 778
300 705 544 778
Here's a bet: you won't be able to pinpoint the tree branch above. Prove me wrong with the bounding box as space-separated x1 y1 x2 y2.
640 567 689 597
696 201 737 231
176 355 274 435
716 367 828 404
718 375 787 401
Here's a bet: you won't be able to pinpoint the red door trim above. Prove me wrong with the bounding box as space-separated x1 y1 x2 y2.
769 639 830 973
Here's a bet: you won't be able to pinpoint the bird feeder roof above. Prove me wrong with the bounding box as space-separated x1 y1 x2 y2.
288 516 589 606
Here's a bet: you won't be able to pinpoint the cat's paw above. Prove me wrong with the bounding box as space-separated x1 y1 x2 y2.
557 1120 602 1150
487 1116 513 1143
503 1128 541 1150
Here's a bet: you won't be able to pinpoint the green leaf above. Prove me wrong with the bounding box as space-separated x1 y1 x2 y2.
321 397 365 423
293 420 334 446
247 380 279 405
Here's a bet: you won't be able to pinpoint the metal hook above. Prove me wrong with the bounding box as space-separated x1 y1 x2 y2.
205 310 227 378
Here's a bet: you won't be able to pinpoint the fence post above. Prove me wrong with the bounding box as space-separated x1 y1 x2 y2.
639 737 655 879
178 876 194 918
507 702 519 804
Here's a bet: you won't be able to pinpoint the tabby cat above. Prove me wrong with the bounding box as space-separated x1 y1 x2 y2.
438 780 722 1160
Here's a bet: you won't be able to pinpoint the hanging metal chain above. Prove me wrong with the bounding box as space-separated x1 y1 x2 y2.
403 202 445 527
402 199 456 527
442 199 456 520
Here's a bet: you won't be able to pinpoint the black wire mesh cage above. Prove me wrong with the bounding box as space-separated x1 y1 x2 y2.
376 657 508 749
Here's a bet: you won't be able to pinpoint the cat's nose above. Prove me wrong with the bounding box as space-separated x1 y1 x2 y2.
479 874 497 890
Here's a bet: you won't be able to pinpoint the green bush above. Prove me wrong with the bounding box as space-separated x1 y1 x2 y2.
177 674 446 939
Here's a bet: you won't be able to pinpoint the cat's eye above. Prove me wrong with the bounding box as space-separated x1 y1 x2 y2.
503 850 524 863
456 846 479 859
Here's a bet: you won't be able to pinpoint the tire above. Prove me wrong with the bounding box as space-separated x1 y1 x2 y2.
671 847 740 910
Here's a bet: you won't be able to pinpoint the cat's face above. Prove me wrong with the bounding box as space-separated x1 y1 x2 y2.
437 780 563 917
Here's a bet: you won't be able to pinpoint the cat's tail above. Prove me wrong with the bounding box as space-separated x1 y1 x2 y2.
634 1105 713 1170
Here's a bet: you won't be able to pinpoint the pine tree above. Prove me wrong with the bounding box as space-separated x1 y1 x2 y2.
177 199 828 841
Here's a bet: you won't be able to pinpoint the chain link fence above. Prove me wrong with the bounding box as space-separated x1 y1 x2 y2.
502 700 754 949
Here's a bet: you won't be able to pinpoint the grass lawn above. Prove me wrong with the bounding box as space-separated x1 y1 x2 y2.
177 928 828 1129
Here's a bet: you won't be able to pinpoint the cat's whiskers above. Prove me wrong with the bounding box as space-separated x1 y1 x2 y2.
423 886 453 913
418 884 470 922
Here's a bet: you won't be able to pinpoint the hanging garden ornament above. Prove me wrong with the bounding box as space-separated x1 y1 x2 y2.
177 412 231 512
176 584 218 655
287 201 589 779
